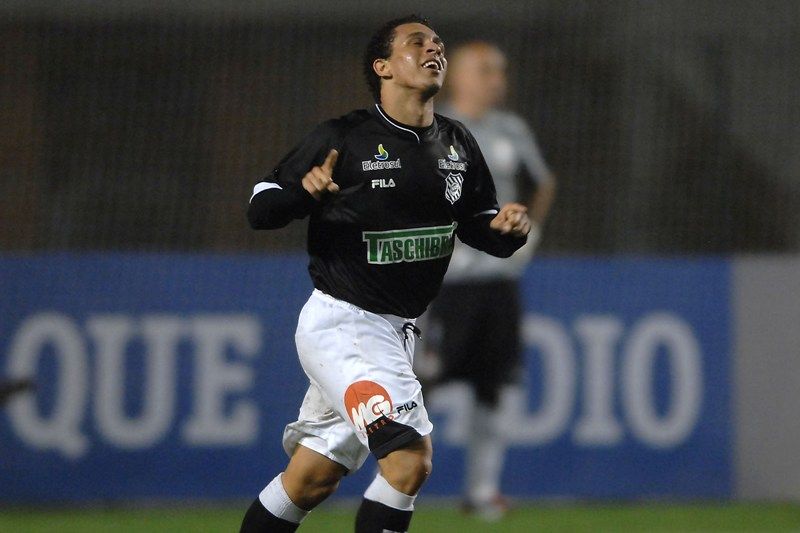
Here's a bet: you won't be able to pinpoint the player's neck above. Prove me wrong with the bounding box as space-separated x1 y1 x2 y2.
379 89 435 128
449 97 490 120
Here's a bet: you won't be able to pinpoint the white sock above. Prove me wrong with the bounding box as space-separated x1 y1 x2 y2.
364 474 416 511
465 401 505 503
258 473 309 524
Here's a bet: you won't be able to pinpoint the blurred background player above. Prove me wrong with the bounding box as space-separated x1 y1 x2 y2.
423 41 556 519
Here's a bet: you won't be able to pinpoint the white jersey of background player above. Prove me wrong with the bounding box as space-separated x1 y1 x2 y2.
442 43 555 280
428 41 556 519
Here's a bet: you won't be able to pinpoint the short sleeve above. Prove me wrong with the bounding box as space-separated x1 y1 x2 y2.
508 115 552 186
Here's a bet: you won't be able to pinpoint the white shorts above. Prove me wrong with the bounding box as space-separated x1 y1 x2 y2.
282 289 433 473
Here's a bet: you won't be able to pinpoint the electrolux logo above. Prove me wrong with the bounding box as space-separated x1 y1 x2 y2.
362 143 401 171
374 143 389 160
447 144 459 161
438 145 466 171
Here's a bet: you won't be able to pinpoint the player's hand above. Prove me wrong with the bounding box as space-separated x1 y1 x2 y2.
302 149 340 201
490 202 531 237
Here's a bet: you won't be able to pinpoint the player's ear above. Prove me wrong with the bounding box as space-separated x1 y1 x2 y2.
373 58 391 79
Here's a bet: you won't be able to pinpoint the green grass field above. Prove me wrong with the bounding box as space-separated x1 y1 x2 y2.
2 502 799 532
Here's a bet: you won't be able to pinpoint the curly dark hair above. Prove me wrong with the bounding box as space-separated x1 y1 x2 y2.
363 14 435 103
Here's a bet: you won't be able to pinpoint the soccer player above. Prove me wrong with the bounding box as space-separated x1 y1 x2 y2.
424 41 556 519
240 15 531 533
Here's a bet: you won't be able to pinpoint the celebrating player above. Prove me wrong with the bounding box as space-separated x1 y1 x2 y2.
240 16 530 533
424 41 556 519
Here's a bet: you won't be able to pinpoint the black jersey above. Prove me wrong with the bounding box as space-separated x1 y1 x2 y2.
248 104 526 318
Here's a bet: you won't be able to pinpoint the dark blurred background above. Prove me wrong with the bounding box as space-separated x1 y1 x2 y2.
2 0 798 254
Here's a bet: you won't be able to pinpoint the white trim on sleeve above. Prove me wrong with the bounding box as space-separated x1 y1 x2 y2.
249 182 282 202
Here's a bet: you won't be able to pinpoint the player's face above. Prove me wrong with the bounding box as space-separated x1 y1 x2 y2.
450 44 507 108
383 23 447 98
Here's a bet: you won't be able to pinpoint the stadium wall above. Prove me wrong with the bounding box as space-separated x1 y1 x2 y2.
734 257 800 500
1 2 798 254
0 254 796 502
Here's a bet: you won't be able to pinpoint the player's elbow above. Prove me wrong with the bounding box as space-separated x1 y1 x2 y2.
493 247 516 258
247 200 283 230
486 244 517 258
247 202 265 229
491 234 528 258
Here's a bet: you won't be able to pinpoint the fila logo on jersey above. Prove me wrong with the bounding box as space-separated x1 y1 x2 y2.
363 143 402 171
362 223 457 265
445 172 464 204
344 380 393 434
371 178 395 188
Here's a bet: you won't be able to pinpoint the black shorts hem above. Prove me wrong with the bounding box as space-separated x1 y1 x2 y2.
370 426 424 460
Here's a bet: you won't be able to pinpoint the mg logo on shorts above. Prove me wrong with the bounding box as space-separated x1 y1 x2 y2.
444 172 463 204
362 223 457 265
344 380 394 434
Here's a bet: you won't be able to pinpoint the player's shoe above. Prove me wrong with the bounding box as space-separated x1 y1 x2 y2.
461 494 511 521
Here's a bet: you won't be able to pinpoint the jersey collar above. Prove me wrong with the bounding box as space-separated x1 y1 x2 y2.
371 104 439 144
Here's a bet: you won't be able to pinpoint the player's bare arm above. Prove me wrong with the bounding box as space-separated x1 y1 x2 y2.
301 149 340 200
521 178 555 252
529 178 556 226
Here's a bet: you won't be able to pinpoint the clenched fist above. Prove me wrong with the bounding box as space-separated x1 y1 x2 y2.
490 202 531 237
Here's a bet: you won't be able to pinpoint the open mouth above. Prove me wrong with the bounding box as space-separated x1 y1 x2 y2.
422 59 442 72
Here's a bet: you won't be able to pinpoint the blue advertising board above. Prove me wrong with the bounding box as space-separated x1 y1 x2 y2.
426 258 731 498
0 254 730 502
